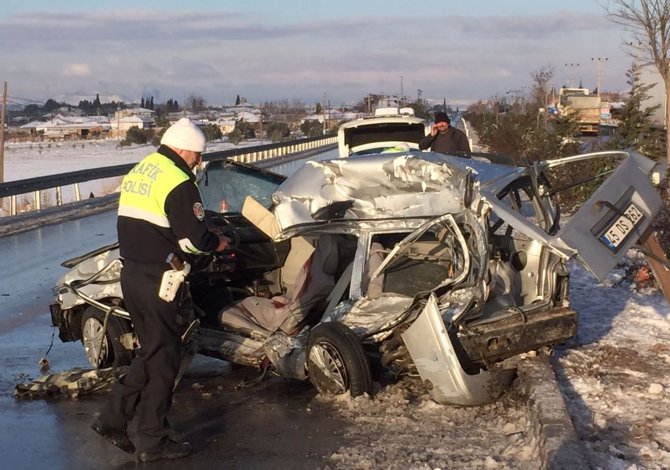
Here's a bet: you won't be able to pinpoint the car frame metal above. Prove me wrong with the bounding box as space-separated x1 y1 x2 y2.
50 150 662 405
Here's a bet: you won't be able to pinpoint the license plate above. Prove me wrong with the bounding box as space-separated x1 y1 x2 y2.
599 203 644 251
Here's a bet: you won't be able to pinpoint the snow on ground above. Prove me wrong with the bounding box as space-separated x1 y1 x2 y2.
555 256 670 469
0 138 260 215
2 138 250 181
319 380 536 469
3 140 670 468
314 255 670 470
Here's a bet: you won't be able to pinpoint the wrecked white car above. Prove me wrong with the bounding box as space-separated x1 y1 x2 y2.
337 107 429 157
50 150 661 405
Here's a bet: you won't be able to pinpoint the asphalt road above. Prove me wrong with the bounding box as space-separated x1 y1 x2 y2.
0 314 347 469
0 149 347 469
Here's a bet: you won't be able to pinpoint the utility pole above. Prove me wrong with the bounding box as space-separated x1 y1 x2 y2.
0 81 7 188
400 76 404 107
258 102 263 140
322 92 327 134
564 63 580 88
591 57 608 97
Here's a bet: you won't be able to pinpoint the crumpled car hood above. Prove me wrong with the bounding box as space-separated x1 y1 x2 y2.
271 152 519 232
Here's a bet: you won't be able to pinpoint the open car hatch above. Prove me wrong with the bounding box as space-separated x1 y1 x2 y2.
553 152 661 280
485 151 662 281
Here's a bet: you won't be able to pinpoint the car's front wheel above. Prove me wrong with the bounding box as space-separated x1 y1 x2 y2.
81 306 133 368
306 322 372 397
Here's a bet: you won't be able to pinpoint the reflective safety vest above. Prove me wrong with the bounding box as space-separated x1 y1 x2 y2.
118 152 193 227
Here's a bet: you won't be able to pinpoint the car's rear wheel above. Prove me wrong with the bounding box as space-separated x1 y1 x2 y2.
81 306 132 368
306 322 372 397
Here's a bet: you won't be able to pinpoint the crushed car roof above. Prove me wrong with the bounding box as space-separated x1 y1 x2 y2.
271 151 523 230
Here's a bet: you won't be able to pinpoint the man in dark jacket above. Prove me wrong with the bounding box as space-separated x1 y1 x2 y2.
91 118 229 462
419 112 471 154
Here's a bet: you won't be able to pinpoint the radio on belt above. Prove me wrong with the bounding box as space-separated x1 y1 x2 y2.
159 253 191 302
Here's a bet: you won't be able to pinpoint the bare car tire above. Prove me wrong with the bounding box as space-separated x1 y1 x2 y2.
81 306 133 368
306 322 373 397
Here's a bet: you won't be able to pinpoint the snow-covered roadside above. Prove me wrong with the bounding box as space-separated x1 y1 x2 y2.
555 256 670 469
319 381 537 469
314 254 670 470
2 138 254 181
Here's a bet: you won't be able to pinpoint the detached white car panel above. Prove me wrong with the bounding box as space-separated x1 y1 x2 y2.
402 294 494 406
554 152 662 280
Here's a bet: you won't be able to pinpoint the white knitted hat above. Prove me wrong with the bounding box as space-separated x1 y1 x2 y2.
160 118 207 152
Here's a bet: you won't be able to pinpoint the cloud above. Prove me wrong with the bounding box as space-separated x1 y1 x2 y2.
61 63 92 77
0 9 631 104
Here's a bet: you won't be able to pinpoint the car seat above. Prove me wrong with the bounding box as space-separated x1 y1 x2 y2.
219 235 339 337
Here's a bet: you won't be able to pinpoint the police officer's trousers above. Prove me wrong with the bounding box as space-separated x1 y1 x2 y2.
99 260 183 453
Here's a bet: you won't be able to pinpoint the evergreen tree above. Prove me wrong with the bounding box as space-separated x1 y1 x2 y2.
165 99 179 112
149 96 154 110
235 94 241 106
203 124 222 141
315 102 322 114
300 119 323 137
93 93 101 109
266 121 290 142
141 97 145 108
43 98 62 112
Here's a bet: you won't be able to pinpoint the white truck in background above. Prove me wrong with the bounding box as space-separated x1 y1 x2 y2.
558 87 602 135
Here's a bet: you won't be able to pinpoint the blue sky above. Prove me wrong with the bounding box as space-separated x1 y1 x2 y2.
0 1 634 107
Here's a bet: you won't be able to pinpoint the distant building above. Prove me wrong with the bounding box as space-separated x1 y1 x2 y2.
114 107 155 120
213 118 236 134
111 107 156 137
112 115 154 132
639 65 666 129
21 114 111 139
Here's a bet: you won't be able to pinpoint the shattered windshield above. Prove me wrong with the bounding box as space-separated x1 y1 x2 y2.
198 161 285 213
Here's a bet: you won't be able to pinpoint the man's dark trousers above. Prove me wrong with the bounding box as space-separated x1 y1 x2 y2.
98 260 183 453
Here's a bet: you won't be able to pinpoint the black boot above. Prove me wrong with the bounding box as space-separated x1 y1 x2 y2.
91 419 136 454
138 440 192 462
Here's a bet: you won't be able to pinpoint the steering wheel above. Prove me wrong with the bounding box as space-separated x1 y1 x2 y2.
204 210 240 252
218 225 240 251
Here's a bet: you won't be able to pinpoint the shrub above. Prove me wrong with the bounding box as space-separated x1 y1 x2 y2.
203 124 222 142
122 126 154 146
227 128 243 145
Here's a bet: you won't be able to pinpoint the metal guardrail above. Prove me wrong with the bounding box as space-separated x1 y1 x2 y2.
0 135 336 216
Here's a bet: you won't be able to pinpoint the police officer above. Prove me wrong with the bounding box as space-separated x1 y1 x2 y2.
91 118 229 462
418 112 471 154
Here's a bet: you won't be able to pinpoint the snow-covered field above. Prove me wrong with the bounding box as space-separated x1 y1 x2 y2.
0 138 260 215
2 138 255 182
2 141 670 469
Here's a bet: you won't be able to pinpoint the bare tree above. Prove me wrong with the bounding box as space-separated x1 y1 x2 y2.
186 94 207 113
530 66 553 111
605 0 670 164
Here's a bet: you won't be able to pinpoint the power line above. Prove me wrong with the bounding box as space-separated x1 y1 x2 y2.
7 95 45 105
